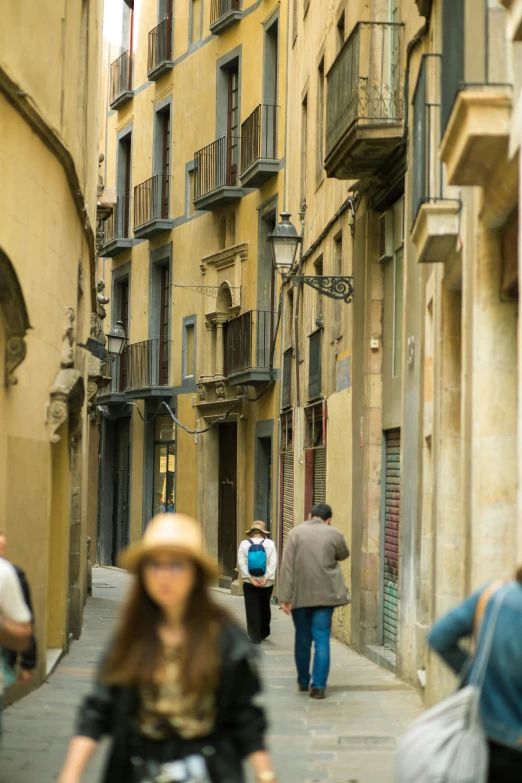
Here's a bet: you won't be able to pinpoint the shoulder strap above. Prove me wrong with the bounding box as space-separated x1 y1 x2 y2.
473 579 504 641
470 582 507 689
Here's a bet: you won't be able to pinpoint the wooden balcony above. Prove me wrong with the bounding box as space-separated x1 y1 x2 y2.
109 51 133 109
100 196 133 257
210 0 242 34
325 21 404 180
193 136 243 211
133 174 174 239
240 104 279 188
147 17 174 81
224 310 273 386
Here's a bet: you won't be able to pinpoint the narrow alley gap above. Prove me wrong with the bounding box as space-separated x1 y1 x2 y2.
0 569 422 783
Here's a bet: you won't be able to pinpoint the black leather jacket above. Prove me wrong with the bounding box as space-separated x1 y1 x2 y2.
76 621 267 783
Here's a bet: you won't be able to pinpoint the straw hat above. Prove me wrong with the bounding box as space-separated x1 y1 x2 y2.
119 513 218 582
245 520 269 537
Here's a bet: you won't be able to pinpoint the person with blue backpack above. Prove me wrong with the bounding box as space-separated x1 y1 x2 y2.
238 522 278 645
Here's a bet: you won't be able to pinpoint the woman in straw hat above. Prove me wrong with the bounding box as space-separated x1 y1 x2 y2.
238 522 277 645
58 513 278 783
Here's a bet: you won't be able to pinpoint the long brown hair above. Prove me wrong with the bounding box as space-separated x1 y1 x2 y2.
102 564 229 697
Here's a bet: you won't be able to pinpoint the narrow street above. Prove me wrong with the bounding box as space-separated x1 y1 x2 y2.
0 569 422 783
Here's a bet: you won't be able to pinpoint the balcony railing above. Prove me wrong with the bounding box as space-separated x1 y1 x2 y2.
101 340 171 394
134 174 171 229
109 50 133 106
325 21 404 173
126 339 171 389
412 55 450 224
282 348 292 409
148 17 173 77
210 0 242 27
224 311 273 379
441 0 508 134
103 196 132 244
240 104 278 174
308 330 322 400
194 136 240 199
101 353 127 394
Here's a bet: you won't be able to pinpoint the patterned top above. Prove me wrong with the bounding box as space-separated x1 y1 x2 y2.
140 646 216 740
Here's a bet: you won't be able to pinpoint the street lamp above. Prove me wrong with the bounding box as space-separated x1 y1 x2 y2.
106 320 127 357
268 212 354 304
268 212 303 273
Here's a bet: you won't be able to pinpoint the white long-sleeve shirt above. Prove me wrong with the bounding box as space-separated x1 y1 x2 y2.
238 536 278 586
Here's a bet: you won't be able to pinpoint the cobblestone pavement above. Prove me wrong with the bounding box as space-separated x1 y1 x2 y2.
0 568 422 783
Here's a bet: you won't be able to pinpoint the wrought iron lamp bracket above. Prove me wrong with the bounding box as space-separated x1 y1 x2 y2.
291 275 354 304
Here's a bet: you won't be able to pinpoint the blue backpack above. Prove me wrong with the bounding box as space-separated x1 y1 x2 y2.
247 540 267 577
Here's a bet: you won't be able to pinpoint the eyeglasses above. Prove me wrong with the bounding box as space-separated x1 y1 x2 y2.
143 559 191 574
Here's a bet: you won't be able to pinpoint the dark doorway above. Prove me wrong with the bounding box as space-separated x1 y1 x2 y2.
218 422 237 587
112 417 130 565
255 436 272 531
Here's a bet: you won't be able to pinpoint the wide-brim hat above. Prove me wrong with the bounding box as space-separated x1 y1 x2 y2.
245 520 269 537
119 513 218 583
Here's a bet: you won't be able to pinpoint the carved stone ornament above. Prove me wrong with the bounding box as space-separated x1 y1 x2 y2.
197 383 207 402
61 307 76 368
236 385 249 399
0 249 31 386
87 378 99 422
47 368 85 444
47 306 85 444
215 380 227 401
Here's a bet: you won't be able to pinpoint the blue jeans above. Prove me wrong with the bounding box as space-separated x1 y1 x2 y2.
291 606 334 690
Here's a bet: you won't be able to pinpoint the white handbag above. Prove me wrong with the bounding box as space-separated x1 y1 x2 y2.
396 587 505 783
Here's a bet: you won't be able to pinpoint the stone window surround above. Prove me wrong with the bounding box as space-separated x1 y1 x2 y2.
199 242 247 382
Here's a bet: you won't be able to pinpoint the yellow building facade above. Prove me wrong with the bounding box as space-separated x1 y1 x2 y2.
0 0 103 695
97 0 286 589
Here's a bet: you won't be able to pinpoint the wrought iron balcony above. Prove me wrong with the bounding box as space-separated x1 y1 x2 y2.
308 329 322 400
411 55 461 264
223 310 273 386
109 50 133 109
125 339 172 397
133 174 174 239
193 136 242 211
100 196 133 257
439 0 511 187
282 348 292 410
147 17 174 80
240 104 279 188
98 340 172 401
325 21 404 180
210 0 242 34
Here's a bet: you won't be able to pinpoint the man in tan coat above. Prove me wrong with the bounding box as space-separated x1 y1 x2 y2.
279 503 350 699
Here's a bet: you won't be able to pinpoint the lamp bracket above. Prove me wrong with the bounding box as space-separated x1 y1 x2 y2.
292 275 354 304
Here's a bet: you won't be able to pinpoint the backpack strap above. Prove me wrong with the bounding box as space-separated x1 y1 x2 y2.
473 579 504 642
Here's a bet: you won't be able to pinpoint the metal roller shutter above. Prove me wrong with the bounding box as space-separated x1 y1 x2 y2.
312 447 326 505
383 429 401 651
281 451 294 553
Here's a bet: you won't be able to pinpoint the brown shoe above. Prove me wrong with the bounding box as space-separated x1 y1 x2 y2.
310 688 325 699
297 678 309 692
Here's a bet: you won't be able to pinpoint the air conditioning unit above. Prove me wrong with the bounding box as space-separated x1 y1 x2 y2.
378 211 394 263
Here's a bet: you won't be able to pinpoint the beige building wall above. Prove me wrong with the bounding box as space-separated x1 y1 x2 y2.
0 0 103 698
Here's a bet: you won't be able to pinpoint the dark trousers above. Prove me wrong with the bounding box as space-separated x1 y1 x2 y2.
243 583 273 643
488 741 522 783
